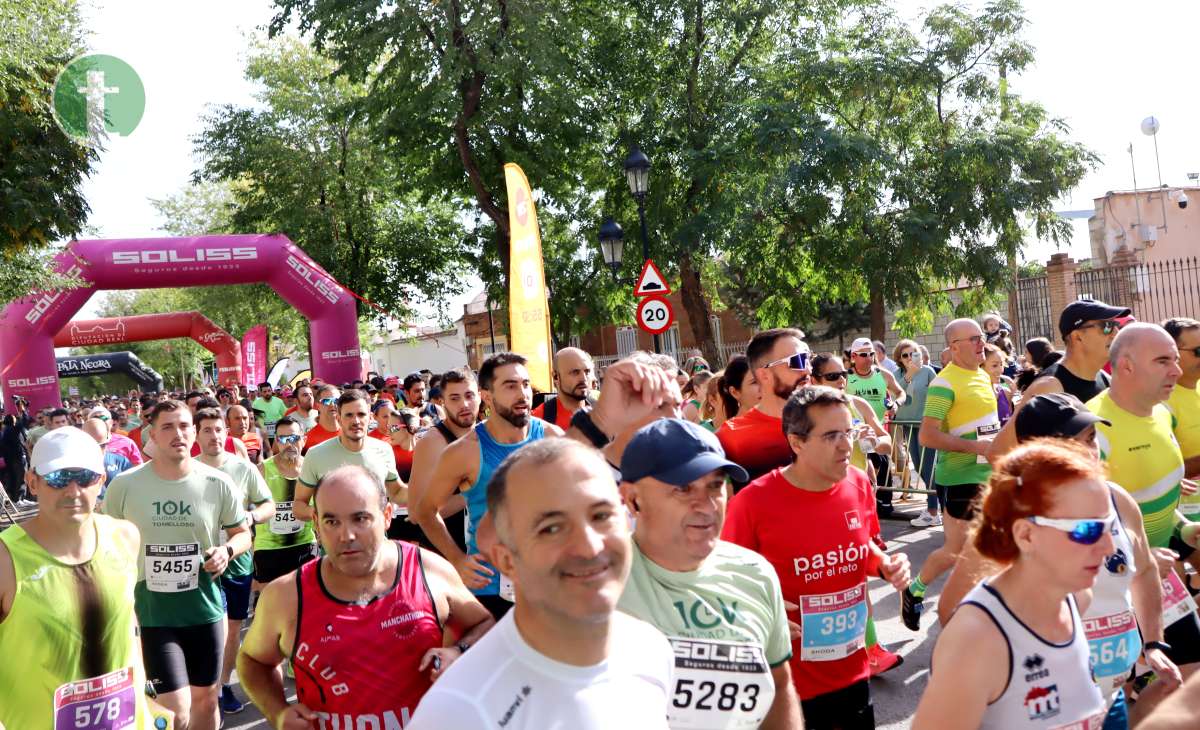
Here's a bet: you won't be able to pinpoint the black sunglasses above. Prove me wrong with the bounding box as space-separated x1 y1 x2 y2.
818 371 849 382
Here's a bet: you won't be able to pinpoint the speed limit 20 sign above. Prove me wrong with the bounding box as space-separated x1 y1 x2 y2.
637 295 675 335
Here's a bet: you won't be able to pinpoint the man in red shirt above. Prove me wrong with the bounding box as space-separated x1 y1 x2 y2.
717 328 811 484
722 385 910 729
531 346 596 431
303 384 341 453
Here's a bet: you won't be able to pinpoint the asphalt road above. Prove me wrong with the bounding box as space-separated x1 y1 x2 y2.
224 499 947 729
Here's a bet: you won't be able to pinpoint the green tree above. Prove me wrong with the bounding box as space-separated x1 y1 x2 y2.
191 36 476 325
0 0 94 303
727 0 1095 338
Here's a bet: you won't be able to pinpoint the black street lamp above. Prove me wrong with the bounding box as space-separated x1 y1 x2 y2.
598 217 625 280
622 145 659 353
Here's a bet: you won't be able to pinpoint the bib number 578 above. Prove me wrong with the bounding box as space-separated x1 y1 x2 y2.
75 698 121 727
672 679 759 713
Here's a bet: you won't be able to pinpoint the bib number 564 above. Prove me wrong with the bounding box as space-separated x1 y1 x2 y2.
672 679 759 712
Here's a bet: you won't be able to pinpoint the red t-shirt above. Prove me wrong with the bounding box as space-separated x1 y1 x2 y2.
721 466 880 700
716 408 793 482
391 444 415 483
531 397 578 432
303 422 339 454
189 436 237 458
369 428 388 442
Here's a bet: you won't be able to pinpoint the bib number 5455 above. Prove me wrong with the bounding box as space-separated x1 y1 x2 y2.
672 679 759 713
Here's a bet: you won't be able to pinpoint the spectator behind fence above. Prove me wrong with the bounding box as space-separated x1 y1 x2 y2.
894 339 940 528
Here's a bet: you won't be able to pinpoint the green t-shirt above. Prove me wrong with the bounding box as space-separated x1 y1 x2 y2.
255 456 317 552
1089 391 1185 545
299 436 400 493
210 455 272 577
251 396 288 434
847 367 888 420
618 539 791 729
923 362 999 486
101 461 246 627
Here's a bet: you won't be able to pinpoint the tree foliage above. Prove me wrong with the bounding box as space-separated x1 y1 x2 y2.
0 0 94 303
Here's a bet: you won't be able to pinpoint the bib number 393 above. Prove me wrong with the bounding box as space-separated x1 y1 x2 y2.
270 501 302 535
668 638 773 728
799 584 868 661
54 667 136 730
144 543 201 593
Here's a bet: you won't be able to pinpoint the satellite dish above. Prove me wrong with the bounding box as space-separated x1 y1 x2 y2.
1141 116 1161 136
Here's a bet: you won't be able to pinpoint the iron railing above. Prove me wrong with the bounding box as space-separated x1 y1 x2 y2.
1076 257 1200 324
1015 275 1054 343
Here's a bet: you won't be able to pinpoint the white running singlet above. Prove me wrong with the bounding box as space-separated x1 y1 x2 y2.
407 611 674 729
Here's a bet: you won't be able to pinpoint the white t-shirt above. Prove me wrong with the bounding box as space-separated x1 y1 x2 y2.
408 610 674 729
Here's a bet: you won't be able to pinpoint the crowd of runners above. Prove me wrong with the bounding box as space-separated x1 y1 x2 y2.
5 298 1200 729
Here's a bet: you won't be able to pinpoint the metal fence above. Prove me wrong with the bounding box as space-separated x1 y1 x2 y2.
1075 257 1200 323
1015 274 1054 342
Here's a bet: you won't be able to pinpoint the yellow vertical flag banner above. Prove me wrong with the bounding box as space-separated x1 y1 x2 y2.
504 163 554 393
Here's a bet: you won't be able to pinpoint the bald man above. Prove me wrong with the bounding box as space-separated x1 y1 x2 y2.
532 347 596 431
82 416 133 490
902 318 999 631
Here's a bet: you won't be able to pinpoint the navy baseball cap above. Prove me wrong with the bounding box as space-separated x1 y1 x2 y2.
621 419 749 486
1015 393 1110 442
1058 298 1131 339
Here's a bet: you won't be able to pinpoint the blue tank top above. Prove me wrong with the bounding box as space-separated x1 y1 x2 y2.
465 418 547 596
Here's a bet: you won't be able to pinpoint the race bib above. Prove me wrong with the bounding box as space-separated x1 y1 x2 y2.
53 667 136 730
1178 499 1200 517
264 421 277 439
144 543 201 593
1162 572 1199 628
668 638 773 729
976 422 1001 464
798 584 868 661
1082 609 1140 695
270 502 302 535
499 574 515 602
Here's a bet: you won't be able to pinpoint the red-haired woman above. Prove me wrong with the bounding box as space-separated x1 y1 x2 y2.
913 440 1115 729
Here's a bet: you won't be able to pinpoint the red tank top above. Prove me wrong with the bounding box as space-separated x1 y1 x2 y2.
292 541 442 725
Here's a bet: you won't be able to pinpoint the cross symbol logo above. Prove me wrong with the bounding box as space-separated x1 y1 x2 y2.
52 54 144 145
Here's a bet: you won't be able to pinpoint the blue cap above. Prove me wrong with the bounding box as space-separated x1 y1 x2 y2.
621 418 749 486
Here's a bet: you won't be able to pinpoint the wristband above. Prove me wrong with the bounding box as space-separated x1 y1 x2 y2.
865 548 883 577
571 410 609 449
225 544 234 560
1144 640 1172 654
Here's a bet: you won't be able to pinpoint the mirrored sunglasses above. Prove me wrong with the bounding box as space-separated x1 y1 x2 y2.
1027 514 1115 545
42 468 103 489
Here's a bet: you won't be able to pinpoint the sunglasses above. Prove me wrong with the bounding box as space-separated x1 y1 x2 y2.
765 352 809 371
900 352 912 359
42 468 103 489
818 370 849 382
319 397 338 406
276 434 302 445
852 351 873 359
1077 320 1119 336
952 335 985 346
1027 514 1115 545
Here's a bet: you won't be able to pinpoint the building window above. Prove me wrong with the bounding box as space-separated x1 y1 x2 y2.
709 314 723 351
661 325 681 359
616 327 638 357
569 335 581 349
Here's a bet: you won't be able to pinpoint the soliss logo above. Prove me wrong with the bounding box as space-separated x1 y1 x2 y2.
7 376 57 388
286 254 341 305
111 247 258 265
321 349 360 360
25 264 84 324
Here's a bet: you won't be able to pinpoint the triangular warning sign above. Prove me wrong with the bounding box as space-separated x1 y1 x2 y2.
634 259 672 297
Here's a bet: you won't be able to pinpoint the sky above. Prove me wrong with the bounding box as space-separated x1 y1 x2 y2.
72 0 1200 320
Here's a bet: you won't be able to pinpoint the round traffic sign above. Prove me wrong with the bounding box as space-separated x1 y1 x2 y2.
637 295 674 335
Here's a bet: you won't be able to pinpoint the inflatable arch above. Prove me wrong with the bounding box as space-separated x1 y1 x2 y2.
1 234 359 410
57 351 165 393
55 311 242 387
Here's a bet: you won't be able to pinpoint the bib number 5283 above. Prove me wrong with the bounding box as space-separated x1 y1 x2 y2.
673 679 759 713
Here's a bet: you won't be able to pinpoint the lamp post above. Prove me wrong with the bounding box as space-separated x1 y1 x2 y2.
623 145 660 353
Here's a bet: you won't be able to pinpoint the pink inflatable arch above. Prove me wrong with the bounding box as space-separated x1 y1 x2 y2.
54 311 243 387
1 234 360 410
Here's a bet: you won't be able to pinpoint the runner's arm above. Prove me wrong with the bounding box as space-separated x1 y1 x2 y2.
247 499 275 526
936 544 999 627
412 439 473 567
761 662 803 730
1183 455 1200 480
231 437 250 463
237 577 306 727
407 434 443 519
423 549 495 646
385 479 407 507
292 482 316 522
918 415 988 456
0 542 13 622
853 397 892 457
910 607 1005 730
881 369 905 405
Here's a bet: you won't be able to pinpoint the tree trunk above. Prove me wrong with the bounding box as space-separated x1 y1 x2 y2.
869 285 886 342
678 251 718 364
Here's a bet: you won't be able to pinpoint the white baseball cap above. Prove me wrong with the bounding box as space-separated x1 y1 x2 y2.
31 427 106 476
87 406 113 421
850 337 875 354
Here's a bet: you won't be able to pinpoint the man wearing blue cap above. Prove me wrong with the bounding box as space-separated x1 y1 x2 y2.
617 418 802 729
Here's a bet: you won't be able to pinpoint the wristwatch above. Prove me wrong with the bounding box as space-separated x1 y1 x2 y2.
225 545 234 559
456 641 471 654
1144 640 1172 654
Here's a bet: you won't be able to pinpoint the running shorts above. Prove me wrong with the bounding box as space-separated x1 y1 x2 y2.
221 572 254 621
941 483 984 521
800 678 874 730
141 622 225 693
253 543 319 585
